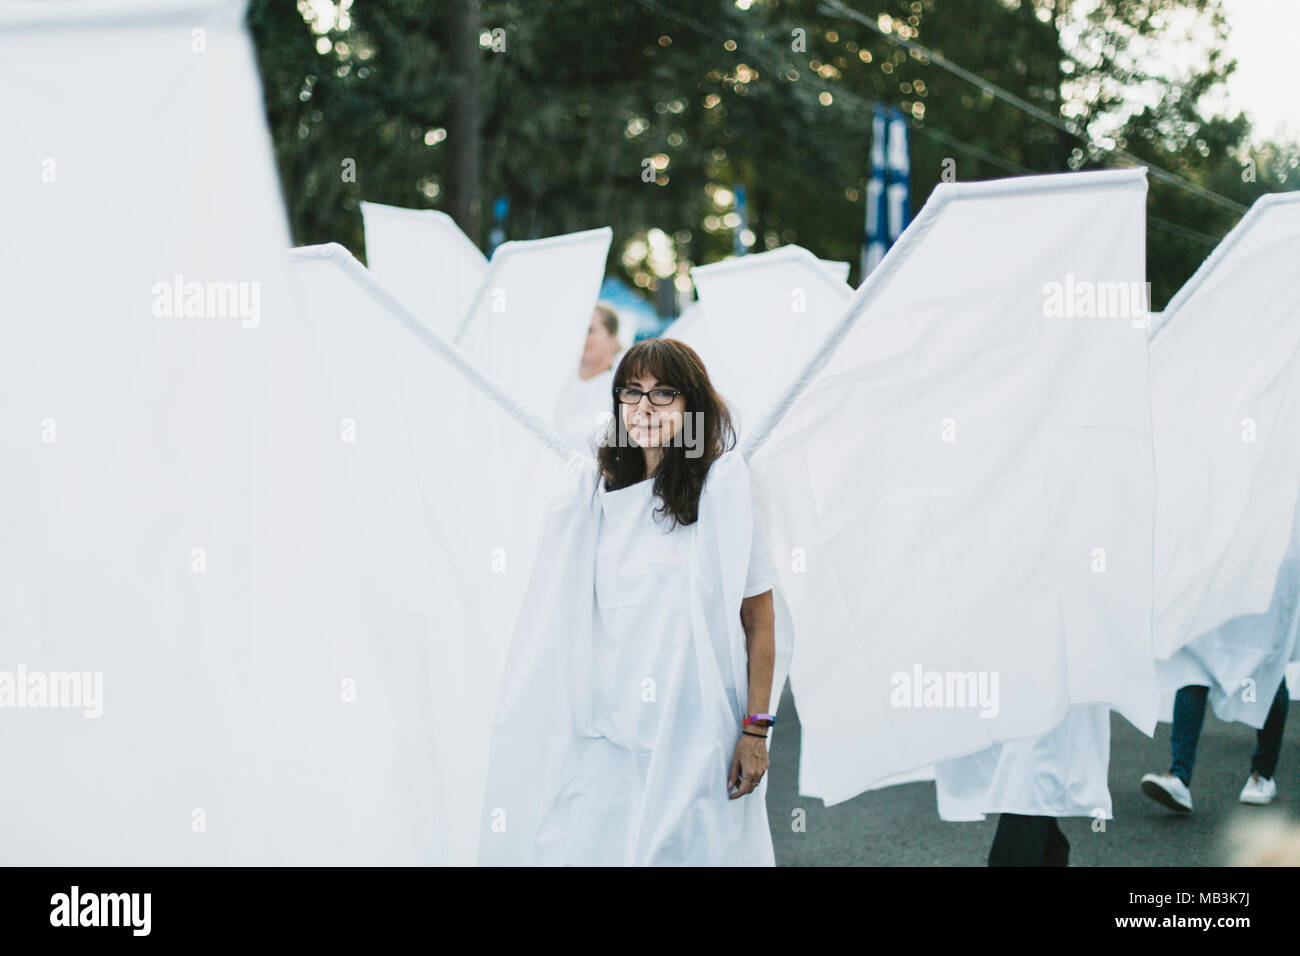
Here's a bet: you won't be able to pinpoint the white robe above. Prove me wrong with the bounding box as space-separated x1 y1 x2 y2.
1156 498 1300 728
744 170 1154 824
1146 193 1300 729
933 705 1112 821
477 449 791 865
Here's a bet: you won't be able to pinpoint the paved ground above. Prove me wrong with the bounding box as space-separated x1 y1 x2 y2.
766 683 1300 865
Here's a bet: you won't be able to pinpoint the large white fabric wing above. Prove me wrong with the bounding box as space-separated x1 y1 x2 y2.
286 245 577 863
360 201 488 339
1149 193 1300 662
1 0 298 865
744 170 1157 806
667 246 853 441
1148 193 1300 725
454 229 612 424
0 0 571 865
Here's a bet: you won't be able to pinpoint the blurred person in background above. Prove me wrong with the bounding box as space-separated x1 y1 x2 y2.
1141 679 1289 814
554 302 621 454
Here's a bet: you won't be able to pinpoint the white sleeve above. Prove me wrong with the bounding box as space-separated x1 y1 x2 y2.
743 500 777 599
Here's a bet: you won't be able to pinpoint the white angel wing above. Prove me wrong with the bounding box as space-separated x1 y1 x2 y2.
285 245 577 864
818 260 853 284
0 0 574 865
1149 193 1300 662
0 0 300 865
455 228 612 423
659 300 704 340
668 246 853 440
360 201 489 339
744 169 1157 806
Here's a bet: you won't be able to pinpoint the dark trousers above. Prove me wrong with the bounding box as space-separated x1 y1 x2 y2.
1169 679 1289 786
988 813 1070 867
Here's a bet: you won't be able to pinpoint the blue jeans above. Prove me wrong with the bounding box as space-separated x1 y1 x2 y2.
1169 679 1289 786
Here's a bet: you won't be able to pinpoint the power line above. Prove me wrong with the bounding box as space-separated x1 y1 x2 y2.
1148 215 1221 247
910 125 1220 246
905 123 1222 246
631 0 786 81
633 0 1229 248
817 0 1247 214
906 122 1030 175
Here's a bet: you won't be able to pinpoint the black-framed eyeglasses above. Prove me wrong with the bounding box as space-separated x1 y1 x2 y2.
614 386 682 406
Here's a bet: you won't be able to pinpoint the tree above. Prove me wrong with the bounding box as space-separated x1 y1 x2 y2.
246 0 1295 305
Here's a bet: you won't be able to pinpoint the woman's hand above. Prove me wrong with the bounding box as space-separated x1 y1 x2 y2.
728 732 769 799
734 589 775 800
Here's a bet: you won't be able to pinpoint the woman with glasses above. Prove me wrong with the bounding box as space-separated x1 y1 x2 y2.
480 337 784 866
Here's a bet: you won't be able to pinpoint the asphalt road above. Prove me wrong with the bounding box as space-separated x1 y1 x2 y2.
766 683 1300 865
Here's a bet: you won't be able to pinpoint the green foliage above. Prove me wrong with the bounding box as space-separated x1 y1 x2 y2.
247 0 1296 307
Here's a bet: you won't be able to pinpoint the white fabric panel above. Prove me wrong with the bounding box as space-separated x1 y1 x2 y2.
360 201 488 339
659 301 704 341
819 260 853 284
1149 194 1300 679
286 246 574 863
1155 478 1300 728
933 705 1111 821
672 247 853 440
553 368 614 456
745 170 1157 808
455 229 612 426
0 0 285 863
0 1 568 865
797 731 934 798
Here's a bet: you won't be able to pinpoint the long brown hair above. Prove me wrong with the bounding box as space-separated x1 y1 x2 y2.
597 338 736 529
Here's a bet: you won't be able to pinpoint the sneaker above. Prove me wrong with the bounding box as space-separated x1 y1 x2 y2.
1239 772 1277 805
1141 772 1193 813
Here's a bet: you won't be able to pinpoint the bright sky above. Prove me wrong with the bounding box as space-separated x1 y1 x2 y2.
1221 0 1299 143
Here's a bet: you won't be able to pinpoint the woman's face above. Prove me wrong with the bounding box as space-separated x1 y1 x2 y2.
620 375 687 448
582 310 619 369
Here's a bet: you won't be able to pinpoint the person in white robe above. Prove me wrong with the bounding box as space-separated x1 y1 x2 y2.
1140 517 1300 813
1137 193 1300 816
479 337 787 865
740 170 1157 867
553 303 622 454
